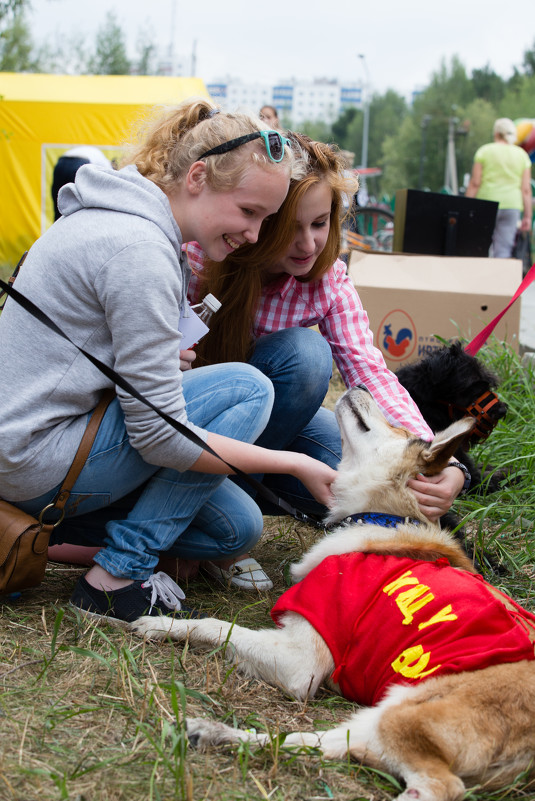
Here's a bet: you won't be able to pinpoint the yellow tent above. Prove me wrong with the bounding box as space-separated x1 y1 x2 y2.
0 72 210 267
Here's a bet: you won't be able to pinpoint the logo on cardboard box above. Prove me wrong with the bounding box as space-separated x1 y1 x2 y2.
417 335 443 358
378 309 417 363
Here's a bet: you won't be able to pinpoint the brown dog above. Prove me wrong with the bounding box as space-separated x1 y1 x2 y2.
134 388 535 801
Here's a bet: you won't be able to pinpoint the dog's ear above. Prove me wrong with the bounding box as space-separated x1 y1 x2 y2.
417 417 476 474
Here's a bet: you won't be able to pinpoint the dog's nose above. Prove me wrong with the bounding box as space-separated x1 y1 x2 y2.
494 401 508 419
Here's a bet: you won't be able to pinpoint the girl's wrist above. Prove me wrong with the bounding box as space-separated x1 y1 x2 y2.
274 450 309 478
445 460 471 494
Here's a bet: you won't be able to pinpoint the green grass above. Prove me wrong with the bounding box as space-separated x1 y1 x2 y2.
1 338 535 800
456 340 535 605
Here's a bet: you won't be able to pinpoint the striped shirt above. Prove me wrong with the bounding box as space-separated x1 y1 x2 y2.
184 242 432 440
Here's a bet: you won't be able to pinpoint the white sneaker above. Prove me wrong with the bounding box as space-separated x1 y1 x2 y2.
203 557 273 591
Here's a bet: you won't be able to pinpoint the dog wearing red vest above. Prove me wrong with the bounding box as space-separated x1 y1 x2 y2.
133 387 535 801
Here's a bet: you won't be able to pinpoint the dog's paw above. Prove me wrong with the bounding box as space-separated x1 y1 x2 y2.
131 616 180 640
186 717 241 749
393 772 465 801
289 561 306 581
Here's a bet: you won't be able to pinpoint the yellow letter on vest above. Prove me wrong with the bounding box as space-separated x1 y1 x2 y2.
391 644 440 680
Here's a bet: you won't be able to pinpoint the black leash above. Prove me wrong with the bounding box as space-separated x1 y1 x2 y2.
0 278 326 530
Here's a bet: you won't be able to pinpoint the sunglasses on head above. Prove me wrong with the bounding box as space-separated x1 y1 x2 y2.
199 130 291 163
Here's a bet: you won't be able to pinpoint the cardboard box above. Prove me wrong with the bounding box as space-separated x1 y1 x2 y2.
348 251 522 371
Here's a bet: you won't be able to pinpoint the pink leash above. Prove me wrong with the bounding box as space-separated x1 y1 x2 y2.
465 263 535 356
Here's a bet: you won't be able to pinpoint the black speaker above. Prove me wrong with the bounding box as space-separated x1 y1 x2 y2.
394 189 498 257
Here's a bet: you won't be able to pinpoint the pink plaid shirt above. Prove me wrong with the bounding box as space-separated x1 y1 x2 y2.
184 243 432 440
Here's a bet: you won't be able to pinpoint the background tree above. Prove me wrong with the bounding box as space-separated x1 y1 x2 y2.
331 107 358 151
457 98 497 184
522 38 535 76
36 31 89 74
471 64 506 105
365 90 408 168
0 0 26 24
135 31 156 76
381 115 421 197
498 72 535 122
299 118 333 144
87 11 131 75
325 91 409 202
329 91 407 171
0 10 41 71
378 57 478 193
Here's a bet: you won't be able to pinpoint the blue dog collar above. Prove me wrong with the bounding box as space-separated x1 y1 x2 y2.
349 512 420 528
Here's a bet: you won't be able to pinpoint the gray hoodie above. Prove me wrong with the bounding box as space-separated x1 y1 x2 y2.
0 164 207 501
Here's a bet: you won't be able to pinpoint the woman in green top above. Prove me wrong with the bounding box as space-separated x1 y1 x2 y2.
465 117 532 257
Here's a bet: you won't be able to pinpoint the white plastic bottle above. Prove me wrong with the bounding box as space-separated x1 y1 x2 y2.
180 293 222 349
190 293 222 324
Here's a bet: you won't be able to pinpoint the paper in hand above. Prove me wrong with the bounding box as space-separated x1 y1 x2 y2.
179 305 210 349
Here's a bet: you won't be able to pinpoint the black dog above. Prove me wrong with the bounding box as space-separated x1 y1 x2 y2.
396 341 507 492
396 342 508 546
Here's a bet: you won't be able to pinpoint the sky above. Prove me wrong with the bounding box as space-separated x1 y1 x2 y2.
27 0 535 98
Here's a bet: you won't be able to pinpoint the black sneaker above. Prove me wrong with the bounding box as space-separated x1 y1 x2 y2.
70 571 203 627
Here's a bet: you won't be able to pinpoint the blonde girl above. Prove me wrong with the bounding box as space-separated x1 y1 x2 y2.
0 103 337 623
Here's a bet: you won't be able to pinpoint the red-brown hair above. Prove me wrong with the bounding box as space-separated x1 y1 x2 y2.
192 132 359 365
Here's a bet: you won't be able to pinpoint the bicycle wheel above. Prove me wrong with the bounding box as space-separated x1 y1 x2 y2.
354 206 394 252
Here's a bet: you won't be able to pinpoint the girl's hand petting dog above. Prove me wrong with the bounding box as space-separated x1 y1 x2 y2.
407 468 465 522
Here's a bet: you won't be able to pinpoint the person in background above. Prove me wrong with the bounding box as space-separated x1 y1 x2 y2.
465 118 532 257
184 133 465 590
1 101 337 623
259 105 281 130
51 145 112 221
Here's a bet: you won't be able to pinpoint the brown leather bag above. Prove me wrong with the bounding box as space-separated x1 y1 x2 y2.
0 392 113 595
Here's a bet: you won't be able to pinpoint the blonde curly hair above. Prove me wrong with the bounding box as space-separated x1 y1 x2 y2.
122 97 297 192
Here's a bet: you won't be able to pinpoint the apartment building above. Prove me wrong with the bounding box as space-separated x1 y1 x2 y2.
206 77 363 124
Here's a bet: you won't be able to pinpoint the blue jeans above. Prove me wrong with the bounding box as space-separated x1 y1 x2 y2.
17 363 274 579
492 208 521 258
246 327 342 516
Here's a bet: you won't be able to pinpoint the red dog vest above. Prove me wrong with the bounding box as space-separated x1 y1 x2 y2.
271 553 535 706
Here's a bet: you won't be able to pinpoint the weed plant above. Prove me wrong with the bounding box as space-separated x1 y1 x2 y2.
1 340 535 800
456 340 535 605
